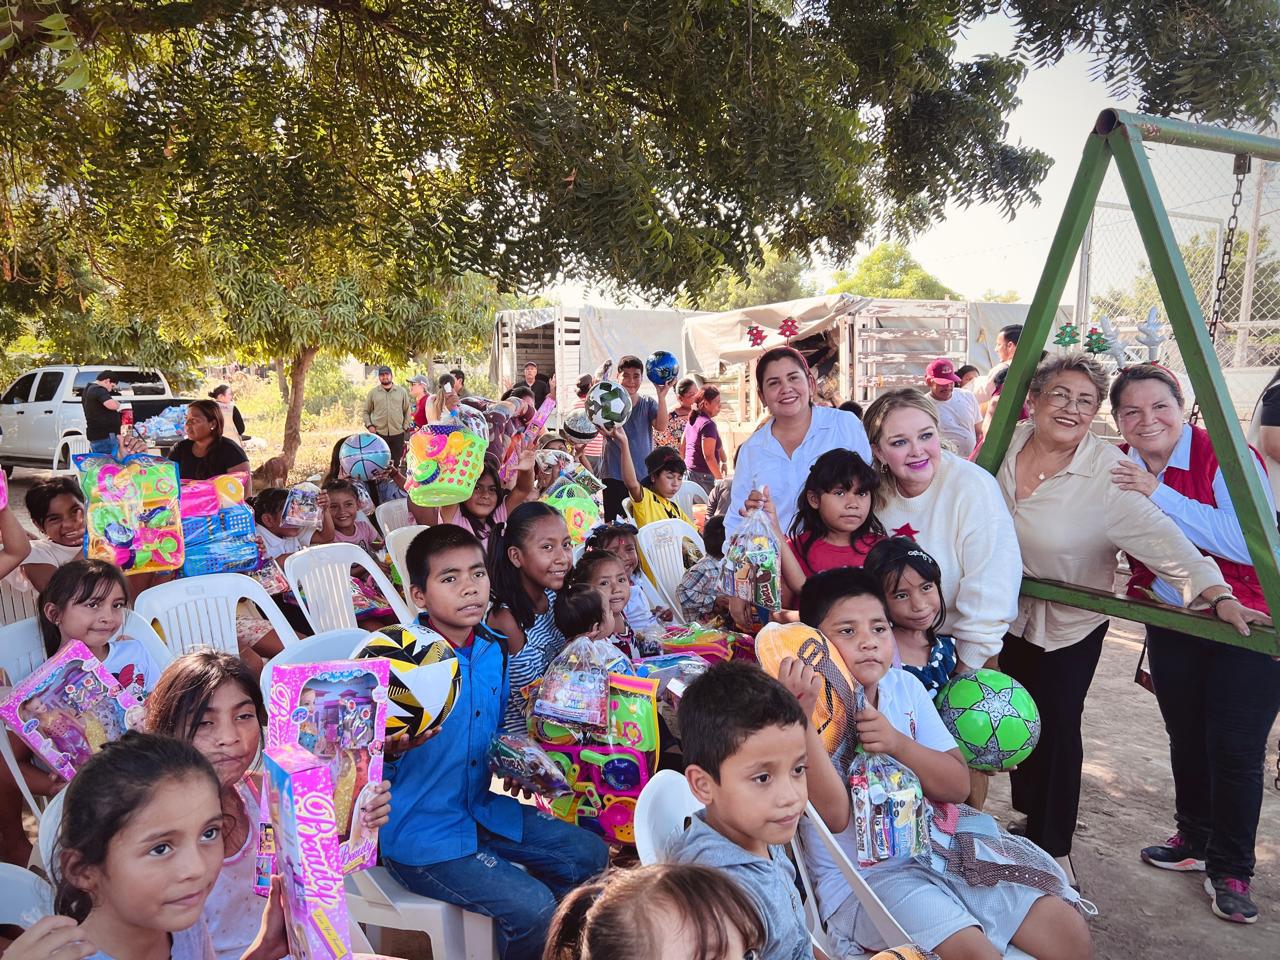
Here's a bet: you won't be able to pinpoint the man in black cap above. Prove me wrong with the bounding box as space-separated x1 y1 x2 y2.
83 370 123 456
364 365 413 466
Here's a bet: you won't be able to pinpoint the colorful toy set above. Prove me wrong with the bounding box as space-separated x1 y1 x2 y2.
405 424 487 507
0 641 142 780
338 433 392 482
530 673 660 845
263 745 354 960
659 623 754 663
74 453 184 574
264 660 389 876
0 469 7 511
543 480 602 546
180 475 258 576
487 734 573 799
282 483 323 528
719 509 781 609
499 397 556 484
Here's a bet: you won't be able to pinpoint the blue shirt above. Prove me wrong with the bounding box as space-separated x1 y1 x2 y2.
725 406 872 537
602 394 659 481
380 618 523 867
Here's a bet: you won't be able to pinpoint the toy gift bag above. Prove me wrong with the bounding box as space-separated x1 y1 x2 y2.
180 475 258 576
719 507 782 610
534 638 610 730
74 453 184 574
499 397 556 484
282 482 323 528
405 424 486 507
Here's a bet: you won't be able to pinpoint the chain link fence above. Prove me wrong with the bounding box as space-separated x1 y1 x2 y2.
1076 142 1280 416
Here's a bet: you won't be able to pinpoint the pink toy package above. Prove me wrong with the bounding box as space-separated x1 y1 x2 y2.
264 660 389 878
264 744 352 960
0 641 143 780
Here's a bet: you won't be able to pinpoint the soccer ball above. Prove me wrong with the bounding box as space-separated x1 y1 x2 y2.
562 410 599 444
644 350 680 387
351 624 461 738
935 669 1040 771
338 433 392 481
585 380 632 429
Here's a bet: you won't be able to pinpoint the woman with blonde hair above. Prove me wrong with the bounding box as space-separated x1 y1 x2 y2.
427 373 461 423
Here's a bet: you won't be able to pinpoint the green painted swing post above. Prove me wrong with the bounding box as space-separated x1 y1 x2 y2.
974 108 1280 656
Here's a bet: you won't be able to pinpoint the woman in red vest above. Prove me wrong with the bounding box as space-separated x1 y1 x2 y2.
1111 362 1280 925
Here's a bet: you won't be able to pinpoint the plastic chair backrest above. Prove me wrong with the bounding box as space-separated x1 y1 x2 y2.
118 610 176 674
0 863 53 927
37 788 66 881
0 578 38 628
258 627 372 700
134 573 299 655
621 497 635 521
52 435 90 473
673 480 709 516
375 498 414 537
634 770 703 866
635 518 704 611
0 617 48 687
284 543 412 633
385 525 429 612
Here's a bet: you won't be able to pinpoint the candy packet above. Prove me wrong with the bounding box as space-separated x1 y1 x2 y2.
719 508 782 610
488 733 573 798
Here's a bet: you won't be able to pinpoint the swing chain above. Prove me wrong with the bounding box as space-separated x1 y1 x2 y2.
1189 154 1250 425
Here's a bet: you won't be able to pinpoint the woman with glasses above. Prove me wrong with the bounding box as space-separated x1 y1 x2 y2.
994 352 1261 889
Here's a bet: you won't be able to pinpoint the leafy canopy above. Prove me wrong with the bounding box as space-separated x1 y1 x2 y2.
684 246 816 312
830 242 961 301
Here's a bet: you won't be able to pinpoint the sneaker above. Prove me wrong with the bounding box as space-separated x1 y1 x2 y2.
1204 876 1259 924
1140 834 1206 872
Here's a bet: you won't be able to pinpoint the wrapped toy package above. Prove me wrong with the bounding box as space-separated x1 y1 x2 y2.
263 660 389 879
660 623 754 663
74 453 184 574
487 734 574 799
0 469 7 511
0 641 142 780
282 483 323 528
719 508 782 610
499 397 556 484
534 638 609 730
405 424 487 507
263 745 353 960
180 475 258 576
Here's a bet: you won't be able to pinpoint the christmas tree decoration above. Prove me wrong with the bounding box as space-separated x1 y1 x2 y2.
1053 322 1080 347
779 316 799 340
746 324 766 347
1084 325 1110 354
1136 306 1168 362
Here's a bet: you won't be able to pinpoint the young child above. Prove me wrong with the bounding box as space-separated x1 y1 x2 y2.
319 479 382 553
14 730 286 960
252 487 326 563
678 514 727 625
669 660 813 960
384 524 608 960
863 538 957 695
7 476 77 593
583 522 672 635
553 581 616 648
570 549 638 658
545 863 767 960
434 455 535 553
145 651 390 960
777 569 1092 960
611 427 693 528
488 502 573 734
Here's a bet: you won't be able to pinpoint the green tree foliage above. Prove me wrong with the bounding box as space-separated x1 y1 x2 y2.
684 247 815 312
830 243 961 300
981 289 1022 303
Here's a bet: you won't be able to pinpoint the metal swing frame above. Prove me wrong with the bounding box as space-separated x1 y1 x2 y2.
973 108 1280 656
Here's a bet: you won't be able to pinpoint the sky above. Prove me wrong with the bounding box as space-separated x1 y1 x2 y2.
551 14 1147 311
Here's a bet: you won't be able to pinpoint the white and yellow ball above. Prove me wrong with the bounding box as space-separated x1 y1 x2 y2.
351 624 460 737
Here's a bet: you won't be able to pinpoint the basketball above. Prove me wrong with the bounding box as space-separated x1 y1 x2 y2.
935 669 1040 772
585 380 632 429
338 433 392 481
351 624 461 737
644 350 680 386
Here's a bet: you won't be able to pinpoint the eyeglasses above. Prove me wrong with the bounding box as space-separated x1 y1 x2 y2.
1042 389 1099 415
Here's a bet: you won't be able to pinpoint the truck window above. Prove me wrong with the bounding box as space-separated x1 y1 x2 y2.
1 373 37 405
33 371 64 403
72 370 166 397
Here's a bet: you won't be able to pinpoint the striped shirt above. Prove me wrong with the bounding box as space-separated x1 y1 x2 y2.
501 589 567 733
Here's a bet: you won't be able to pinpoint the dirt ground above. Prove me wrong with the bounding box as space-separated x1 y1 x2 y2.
6 468 1279 958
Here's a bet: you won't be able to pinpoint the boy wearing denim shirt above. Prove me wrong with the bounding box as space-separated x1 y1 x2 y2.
380 525 608 960
670 660 814 960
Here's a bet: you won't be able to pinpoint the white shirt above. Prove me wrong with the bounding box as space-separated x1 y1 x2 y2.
726 406 872 537
932 390 981 457
971 360 1011 409
624 571 666 631
798 669 956 920
4 539 82 593
258 525 314 560
102 637 162 698
205 779 264 960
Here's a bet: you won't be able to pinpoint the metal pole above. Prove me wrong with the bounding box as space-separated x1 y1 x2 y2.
1075 213 1094 332
1235 161 1268 367
1098 109 1280 162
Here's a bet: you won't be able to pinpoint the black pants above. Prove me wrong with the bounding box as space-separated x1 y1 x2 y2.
602 477 628 522
1146 624 1280 879
1002 622 1107 858
377 431 406 469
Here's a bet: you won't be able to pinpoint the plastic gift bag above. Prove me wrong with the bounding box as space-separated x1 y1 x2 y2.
405 425 486 507
488 734 573 799
75 453 184 574
180 475 258 577
534 637 610 729
719 508 782 610
282 482 323 528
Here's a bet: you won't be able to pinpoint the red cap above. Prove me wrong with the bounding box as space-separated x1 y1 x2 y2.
925 358 961 384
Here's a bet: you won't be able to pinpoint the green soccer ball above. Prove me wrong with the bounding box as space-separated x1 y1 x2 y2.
934 669 1040 772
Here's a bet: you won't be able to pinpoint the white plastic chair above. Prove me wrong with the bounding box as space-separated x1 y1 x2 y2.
385 524 429 611
52 435 90 474
284 543 412 634
0 617 51 819
347 867 497 960
634 769 704 866
621 497 635 521
673 479 709 517
36 788 65 880
134 572 300 656
258 627 372 700
118 609 175 674
0 863 53 926
635 518 704 611
0 578 37 628
375 498 414 537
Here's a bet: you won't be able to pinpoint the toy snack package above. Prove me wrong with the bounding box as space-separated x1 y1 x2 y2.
74 453 184 575
488 734 574 799
499 397 557 484
405 424 487 507
534 638 609 729
0 641 142 780
282 482 323 528
719 508 781 610
180 475 258 577
264 660 389 876
263 745 353 960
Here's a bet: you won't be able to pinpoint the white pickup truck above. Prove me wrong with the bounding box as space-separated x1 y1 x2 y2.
0 365 191 475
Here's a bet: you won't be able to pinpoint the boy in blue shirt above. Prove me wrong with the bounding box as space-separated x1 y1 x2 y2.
380 525 608 960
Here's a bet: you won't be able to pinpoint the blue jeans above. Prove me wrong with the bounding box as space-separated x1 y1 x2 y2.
88 436 118 456
384 807 608 960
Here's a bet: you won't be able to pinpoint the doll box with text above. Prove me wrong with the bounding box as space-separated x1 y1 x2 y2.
264 745 353 960
263 660 389 879
0 641 142 781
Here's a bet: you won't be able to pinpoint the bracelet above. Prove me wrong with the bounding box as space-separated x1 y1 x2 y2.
1208 591 1236 612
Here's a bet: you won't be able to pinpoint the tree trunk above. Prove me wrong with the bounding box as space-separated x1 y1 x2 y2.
280 347 318 472
275 358 290 404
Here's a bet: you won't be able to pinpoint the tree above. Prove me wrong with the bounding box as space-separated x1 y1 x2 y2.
683 247 815 312
829 243 960 300
981 289 1022 303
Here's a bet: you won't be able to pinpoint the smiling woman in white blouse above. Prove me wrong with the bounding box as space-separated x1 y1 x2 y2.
1109 362 1279 924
